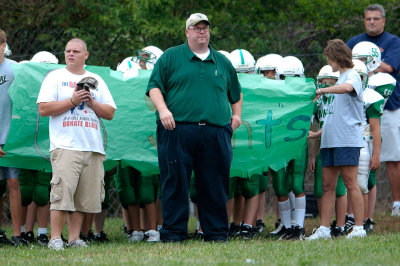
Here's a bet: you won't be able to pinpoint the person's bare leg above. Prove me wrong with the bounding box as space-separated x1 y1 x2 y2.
233 195 244 225
340 165 364 226
128 204 140 231
387 161 400 202
335 194 347 227
256 192 266 220
50 210 69 240
36 204 49 230
122 208 131 231
226 198 233 223
243 195 259 226
81 213 94 235
25 202 37 232
320 166 340 227
367 186 376 219
363 194 368 221
7 179 22 236
144 202 157 230
68 211 85 242
140 208 147 231
94 209 106 234
347 193 353 215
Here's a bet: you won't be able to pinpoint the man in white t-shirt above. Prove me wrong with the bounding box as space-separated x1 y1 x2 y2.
37 38 116 250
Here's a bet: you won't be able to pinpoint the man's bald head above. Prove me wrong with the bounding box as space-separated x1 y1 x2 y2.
67 38 87 52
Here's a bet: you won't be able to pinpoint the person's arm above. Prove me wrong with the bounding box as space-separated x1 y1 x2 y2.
230 92 242 131
86 95 115 120
0 146 5 157
148 88 175 130
374 61 394 74
369 118 381 171
38 87 89 117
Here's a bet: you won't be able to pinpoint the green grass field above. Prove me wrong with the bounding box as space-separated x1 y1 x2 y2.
0 214 399 265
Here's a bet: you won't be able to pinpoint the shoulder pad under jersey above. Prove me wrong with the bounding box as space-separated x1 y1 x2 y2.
363 88 384 108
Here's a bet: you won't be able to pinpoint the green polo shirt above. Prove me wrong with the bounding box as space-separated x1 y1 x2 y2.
146 42 241 126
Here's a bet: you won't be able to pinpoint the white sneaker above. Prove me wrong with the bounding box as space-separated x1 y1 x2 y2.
305 227 331 241
67 239 88 248
48 238 64 250
392 205 400 217
346 227 366 239
129 231 144 242
145 230 160 242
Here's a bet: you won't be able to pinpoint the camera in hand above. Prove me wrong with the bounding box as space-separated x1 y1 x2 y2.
77 77 98 92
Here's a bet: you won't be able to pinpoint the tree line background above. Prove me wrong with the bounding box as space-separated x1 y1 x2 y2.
2 0 400 78
1 1 399 220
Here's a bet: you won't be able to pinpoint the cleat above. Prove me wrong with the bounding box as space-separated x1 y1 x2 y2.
364 218 375 234
240 225 256 240
12 236 29 247
229 223 241 238
306 227 331 240
344 216 355 235
0 229 13 246
255 219 265 234
391 205 400 217
80 230 94 242
94 231 110 243
37 234 49 246
346 226 366 239
191 230 204 240
23 231 35 243
285 225 305 240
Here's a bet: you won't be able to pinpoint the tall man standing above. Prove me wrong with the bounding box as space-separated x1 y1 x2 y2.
147 13 243 242
347 4 400 216
37 38 116 250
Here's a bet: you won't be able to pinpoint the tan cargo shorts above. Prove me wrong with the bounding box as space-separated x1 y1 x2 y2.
50 148 105 213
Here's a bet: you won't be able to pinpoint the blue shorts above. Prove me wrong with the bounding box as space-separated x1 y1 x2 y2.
0 167 20 180
321 147 360 167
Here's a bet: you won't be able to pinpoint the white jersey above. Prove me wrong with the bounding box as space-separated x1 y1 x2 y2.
368 72 396 105
360 88 384 134
36 68 116 154
314 93 335 129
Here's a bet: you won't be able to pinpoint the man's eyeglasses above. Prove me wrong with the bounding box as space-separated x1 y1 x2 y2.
364 17 383 22
188 26 210 33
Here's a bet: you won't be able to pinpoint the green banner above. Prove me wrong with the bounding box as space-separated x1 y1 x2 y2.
0 63 315 176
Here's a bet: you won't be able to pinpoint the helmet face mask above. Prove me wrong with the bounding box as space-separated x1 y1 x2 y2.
135 46 163 70
352 41 381 72
256 54 282 79
352 59 369 90
4 43 12 57
316 65 339 89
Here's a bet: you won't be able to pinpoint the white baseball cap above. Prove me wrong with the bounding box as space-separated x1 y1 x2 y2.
186 13 211 29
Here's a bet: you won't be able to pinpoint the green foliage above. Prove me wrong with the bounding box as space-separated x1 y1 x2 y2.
2 0 400 76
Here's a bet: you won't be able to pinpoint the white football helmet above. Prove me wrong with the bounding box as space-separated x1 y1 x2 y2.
117 56 141 73
135 46 163 70
255 54 283 74
316 65 339 88
31 51 59 64
352 41 381 72
275 56 304 80
4 43 12 57
123 62 141 80
230 49 255 73
352 59 369 90
218 50 231 60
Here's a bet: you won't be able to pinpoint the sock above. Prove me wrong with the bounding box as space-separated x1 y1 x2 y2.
157 225 162 231
353 225 363 231
278 200 291 229
289 192 296 224
340 226 344 231
347 214 354 219
319 226 330 234
197 221 201 230
38 227 47 236
243 223 252 228
295 196 306 228
393 201 400 207
21 225 26 233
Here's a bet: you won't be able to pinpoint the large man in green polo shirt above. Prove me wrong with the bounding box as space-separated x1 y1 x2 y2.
146 13 243 242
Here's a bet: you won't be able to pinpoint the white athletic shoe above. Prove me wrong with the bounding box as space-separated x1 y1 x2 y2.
145 230 160 242
305 227 331 241
129 231 144 242
269 223 283 235
67 239 88 248
48 238 64 250
391 205 400 217
346 227 366 239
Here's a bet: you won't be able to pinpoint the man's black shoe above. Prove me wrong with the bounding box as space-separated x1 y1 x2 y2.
23 231 35 243
37 234 49 246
